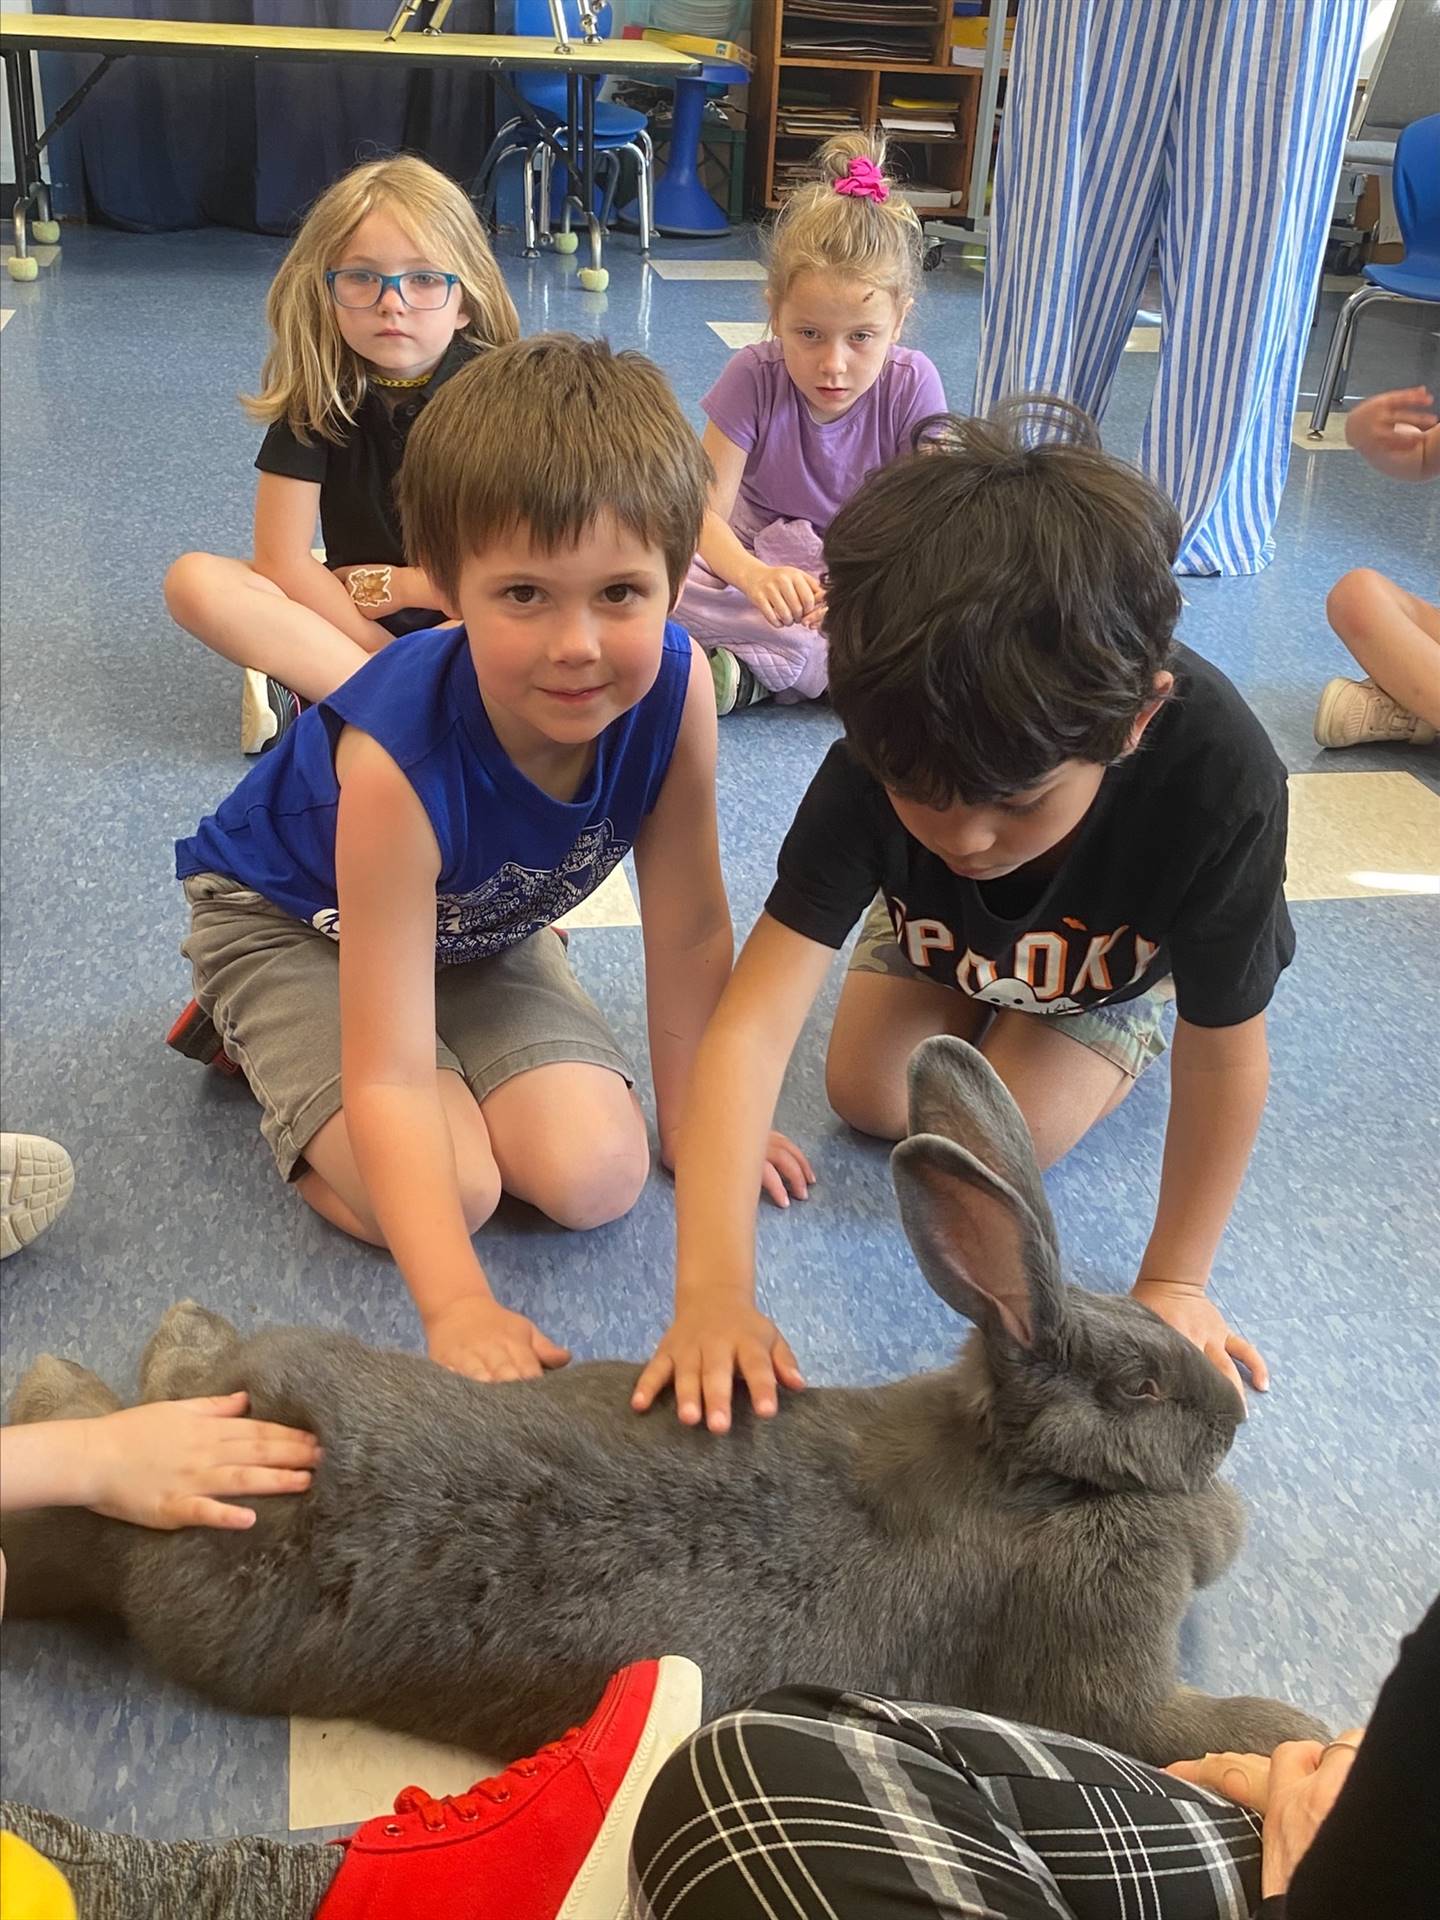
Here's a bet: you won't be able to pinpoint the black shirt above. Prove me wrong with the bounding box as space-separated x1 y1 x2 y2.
766 644 1294 1030
1258 1592 1440 1918
253 336 476 637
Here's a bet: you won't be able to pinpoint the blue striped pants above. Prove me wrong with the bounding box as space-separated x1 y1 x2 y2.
973 0 1367 576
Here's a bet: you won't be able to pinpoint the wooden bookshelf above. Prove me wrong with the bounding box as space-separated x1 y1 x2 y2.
748 0 983 215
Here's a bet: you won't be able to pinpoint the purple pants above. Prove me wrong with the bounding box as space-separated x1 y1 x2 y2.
674 519 829 701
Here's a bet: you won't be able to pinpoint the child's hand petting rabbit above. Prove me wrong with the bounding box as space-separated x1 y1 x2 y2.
0 1394 320 1531
1131 1279 1269 1405
632 1293 805 1432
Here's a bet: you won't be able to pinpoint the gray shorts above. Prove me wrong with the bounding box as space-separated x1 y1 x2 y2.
849 896 1172 1081
182 873 633 1179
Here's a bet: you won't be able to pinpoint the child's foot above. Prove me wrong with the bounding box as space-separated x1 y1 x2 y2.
165 1000 241 1076
0 1133 75 1260
1314 676 1437 749
241 668 304 756
710 647 772 716
317 1656 702 1919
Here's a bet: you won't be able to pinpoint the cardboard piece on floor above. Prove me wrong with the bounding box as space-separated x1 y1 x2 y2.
1291 410 1353 451
289 1716 502 1831
1285 770 1440 900
648 260 765 281
707 320 768 347
1123 325 1160 353
556 861 641 928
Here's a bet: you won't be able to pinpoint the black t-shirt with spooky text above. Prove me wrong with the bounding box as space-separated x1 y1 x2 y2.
253 336 476 637
766 644 1294 1030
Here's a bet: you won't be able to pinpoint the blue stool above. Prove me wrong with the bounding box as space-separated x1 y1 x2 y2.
649 59 752 236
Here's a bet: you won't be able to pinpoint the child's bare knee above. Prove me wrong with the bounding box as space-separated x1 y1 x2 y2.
163 551 212 625
1327 567 1388 638
533 1139 649 1231
826 1052 903 1141
456 1154 503 1234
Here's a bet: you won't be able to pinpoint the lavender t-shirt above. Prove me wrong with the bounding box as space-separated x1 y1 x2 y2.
702 340 946 544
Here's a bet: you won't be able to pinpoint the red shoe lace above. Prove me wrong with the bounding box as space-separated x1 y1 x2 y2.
387 1728 584 1834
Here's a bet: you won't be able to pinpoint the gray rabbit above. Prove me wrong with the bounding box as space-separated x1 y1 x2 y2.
2 1037 1324 1766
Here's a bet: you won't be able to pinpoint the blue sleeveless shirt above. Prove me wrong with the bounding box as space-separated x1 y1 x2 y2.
176 622 692 964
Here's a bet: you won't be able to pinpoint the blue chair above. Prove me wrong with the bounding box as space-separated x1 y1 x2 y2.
474 0 653 269
1308 111 1440 437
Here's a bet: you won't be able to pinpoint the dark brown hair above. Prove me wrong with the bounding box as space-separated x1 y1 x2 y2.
400 333 711 606
824 395 1182 805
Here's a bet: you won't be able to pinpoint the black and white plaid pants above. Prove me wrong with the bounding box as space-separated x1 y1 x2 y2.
631 1687 1264 1920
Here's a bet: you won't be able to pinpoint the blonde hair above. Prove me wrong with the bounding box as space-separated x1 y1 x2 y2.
400 333 712 607
766 131 923 314
243 155 520 443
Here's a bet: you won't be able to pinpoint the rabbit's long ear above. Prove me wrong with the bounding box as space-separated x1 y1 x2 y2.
891 1133 1064 1349
906 1038 1059 1264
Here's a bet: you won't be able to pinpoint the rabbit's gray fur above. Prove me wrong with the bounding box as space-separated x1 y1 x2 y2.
1 1039 1324 1766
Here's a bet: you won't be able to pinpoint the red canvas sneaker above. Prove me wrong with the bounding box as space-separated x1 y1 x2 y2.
165 1000 241 1076
316 1655 702 1920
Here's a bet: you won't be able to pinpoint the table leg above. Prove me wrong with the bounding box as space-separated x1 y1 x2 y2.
4 50 38 278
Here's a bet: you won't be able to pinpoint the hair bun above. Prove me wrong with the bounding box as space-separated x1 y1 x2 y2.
814 129 894 188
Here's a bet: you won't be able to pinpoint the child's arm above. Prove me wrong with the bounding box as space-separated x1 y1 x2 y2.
1344 386 1439 482
0 1396 319 1531
334 727 568 1381
632 913 834 1432
696 421 823 628
1131 1011 1272 1402
632 644 815 1203
252 472 399 653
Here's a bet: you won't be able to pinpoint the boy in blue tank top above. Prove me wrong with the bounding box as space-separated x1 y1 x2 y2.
174 335 812 1383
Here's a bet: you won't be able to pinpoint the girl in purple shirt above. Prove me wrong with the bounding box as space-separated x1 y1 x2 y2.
677 134 946 713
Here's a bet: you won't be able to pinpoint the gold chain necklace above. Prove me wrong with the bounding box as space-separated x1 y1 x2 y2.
370 370 433 390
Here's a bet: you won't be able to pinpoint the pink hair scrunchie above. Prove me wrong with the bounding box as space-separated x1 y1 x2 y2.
833 156 889 202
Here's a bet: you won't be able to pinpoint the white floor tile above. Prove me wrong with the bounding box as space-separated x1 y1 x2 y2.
1285 770 1440 901
556 860 640 928
289 1716 501 1831
1291 409 1354 451
648 260 765 281
707 320 768 348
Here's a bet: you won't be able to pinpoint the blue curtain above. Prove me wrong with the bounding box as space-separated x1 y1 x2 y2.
41 0 497 232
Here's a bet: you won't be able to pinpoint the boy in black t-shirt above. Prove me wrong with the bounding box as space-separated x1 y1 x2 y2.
634 397 1294 1433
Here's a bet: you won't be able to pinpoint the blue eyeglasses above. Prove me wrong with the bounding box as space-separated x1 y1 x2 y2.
326 268 460 311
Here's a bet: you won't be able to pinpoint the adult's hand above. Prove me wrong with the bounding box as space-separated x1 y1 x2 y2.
1166 1730 1363 1898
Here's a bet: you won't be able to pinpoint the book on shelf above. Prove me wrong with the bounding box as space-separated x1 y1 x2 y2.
780 18 936 60
880 114 958 133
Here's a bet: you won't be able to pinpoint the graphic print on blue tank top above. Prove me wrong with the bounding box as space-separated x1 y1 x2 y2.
176 624 692 964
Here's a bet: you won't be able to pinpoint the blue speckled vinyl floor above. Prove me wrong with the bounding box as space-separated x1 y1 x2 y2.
1 216 1437 1844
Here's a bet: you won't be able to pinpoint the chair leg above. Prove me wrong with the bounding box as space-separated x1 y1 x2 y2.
538 140 554 242
470 116 526 208
598 151 621 229
1307 286 1402 438
522 146 541 257
636 129 654 257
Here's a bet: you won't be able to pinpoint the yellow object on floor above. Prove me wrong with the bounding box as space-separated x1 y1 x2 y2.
0 1832 76 1920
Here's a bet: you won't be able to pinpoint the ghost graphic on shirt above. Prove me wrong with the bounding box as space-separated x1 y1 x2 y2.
971 977 1085 1016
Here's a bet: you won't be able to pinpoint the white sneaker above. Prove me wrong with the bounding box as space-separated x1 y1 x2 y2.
240 668 302 756
0 1133 75 1259
1313 677 1437 750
